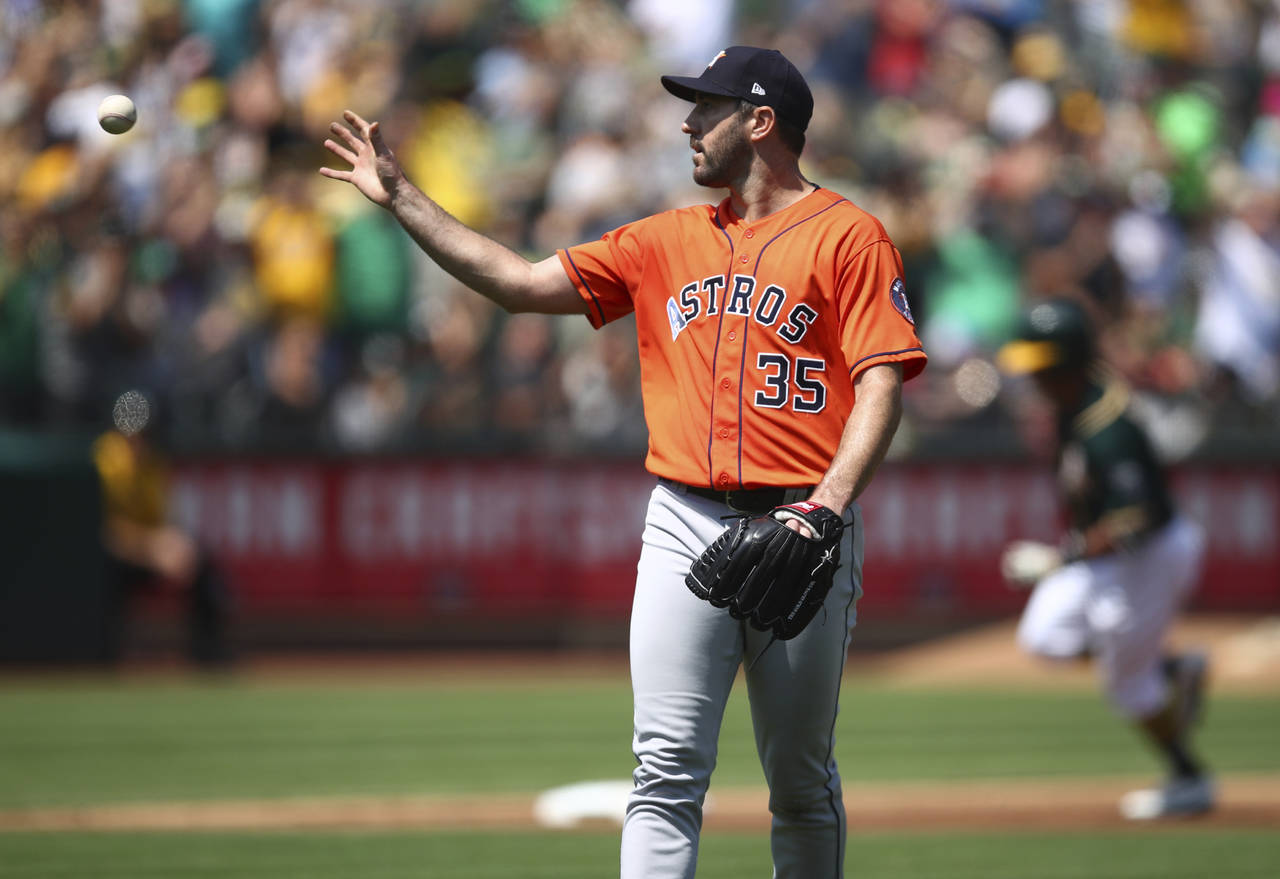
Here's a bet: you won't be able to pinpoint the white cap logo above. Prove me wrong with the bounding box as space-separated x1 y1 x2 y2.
751 82 767 96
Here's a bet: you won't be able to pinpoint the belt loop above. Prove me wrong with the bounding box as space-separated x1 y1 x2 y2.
659 477 689 496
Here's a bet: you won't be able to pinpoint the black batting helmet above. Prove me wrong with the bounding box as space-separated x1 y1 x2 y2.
997 298 1096 375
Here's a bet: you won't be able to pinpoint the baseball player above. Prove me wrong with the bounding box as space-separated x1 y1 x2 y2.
997 297 1212 820
322 45 926 878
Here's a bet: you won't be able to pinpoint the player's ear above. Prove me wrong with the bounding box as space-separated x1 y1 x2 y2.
747 105 777 143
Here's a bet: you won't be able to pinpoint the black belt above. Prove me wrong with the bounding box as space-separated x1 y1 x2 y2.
658 478 812 515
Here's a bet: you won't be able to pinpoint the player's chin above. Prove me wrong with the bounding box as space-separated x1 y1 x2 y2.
691 165 725 188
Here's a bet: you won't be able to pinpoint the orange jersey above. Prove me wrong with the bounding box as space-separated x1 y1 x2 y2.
558 187 926 489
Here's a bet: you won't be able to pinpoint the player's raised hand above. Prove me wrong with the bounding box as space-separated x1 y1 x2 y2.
320 110 403 209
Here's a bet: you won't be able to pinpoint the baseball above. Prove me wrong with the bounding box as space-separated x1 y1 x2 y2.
98 94 137 134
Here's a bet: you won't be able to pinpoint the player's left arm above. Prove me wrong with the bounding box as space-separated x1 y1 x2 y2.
1070 493 1159 560
805 362 903 516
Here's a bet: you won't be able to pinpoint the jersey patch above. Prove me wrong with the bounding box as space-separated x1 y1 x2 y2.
890 278 914 325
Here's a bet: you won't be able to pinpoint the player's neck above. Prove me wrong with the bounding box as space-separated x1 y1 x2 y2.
728 163 815 222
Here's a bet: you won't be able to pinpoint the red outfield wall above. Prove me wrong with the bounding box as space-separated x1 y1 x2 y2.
171 459 1279 629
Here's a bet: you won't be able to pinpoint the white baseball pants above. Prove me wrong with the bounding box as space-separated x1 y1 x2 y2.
620 482 863 879
1016 515 1207 718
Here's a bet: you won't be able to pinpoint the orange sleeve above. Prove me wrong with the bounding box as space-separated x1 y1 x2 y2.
837 239 927 382
557 218 650 329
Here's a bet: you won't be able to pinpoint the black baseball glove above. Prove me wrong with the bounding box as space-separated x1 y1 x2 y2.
686 501 845 640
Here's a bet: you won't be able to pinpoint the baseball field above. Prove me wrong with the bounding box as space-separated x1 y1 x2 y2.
2 616 1278 878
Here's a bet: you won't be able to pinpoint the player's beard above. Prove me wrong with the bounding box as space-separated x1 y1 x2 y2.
691 118 752 190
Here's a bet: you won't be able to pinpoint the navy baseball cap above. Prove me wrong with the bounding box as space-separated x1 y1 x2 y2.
661 46 814 133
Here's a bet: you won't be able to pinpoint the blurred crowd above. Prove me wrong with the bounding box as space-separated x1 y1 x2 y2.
1 0 1277 461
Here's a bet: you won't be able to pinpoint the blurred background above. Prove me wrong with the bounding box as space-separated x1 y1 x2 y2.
0 0 1277 664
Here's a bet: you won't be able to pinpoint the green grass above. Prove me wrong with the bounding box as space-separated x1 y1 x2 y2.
0 671 1277 809
0 676 637 807
1 669 1277 878
0 828 1277 879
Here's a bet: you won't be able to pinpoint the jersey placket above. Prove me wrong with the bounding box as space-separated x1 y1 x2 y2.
707 223 757 489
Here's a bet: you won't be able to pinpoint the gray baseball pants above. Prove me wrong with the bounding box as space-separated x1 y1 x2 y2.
620 482 862 879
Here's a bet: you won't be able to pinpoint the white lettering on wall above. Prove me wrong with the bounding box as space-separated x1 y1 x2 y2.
175 463 1275 567
172 468 321 557
334 466 648 563
863 468 1060 560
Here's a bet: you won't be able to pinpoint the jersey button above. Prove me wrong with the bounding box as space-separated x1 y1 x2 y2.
744 229 755 238
718 474 731 486
720 378 731 389
727 331 736 341
739 254 749 263
719 428 730 438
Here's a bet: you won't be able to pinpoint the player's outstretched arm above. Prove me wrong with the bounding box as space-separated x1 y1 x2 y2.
320 110 584 315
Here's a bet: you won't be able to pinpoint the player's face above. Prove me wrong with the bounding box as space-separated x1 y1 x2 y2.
682 94 752 189
1031 366 1087 410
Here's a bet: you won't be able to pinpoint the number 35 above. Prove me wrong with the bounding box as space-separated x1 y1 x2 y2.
754 354 827 413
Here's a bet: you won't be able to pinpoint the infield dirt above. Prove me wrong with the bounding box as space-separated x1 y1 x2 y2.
2 773 1279 833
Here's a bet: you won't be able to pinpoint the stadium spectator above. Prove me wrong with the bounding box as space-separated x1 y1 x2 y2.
92 391 233 667
1 0 1277 458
